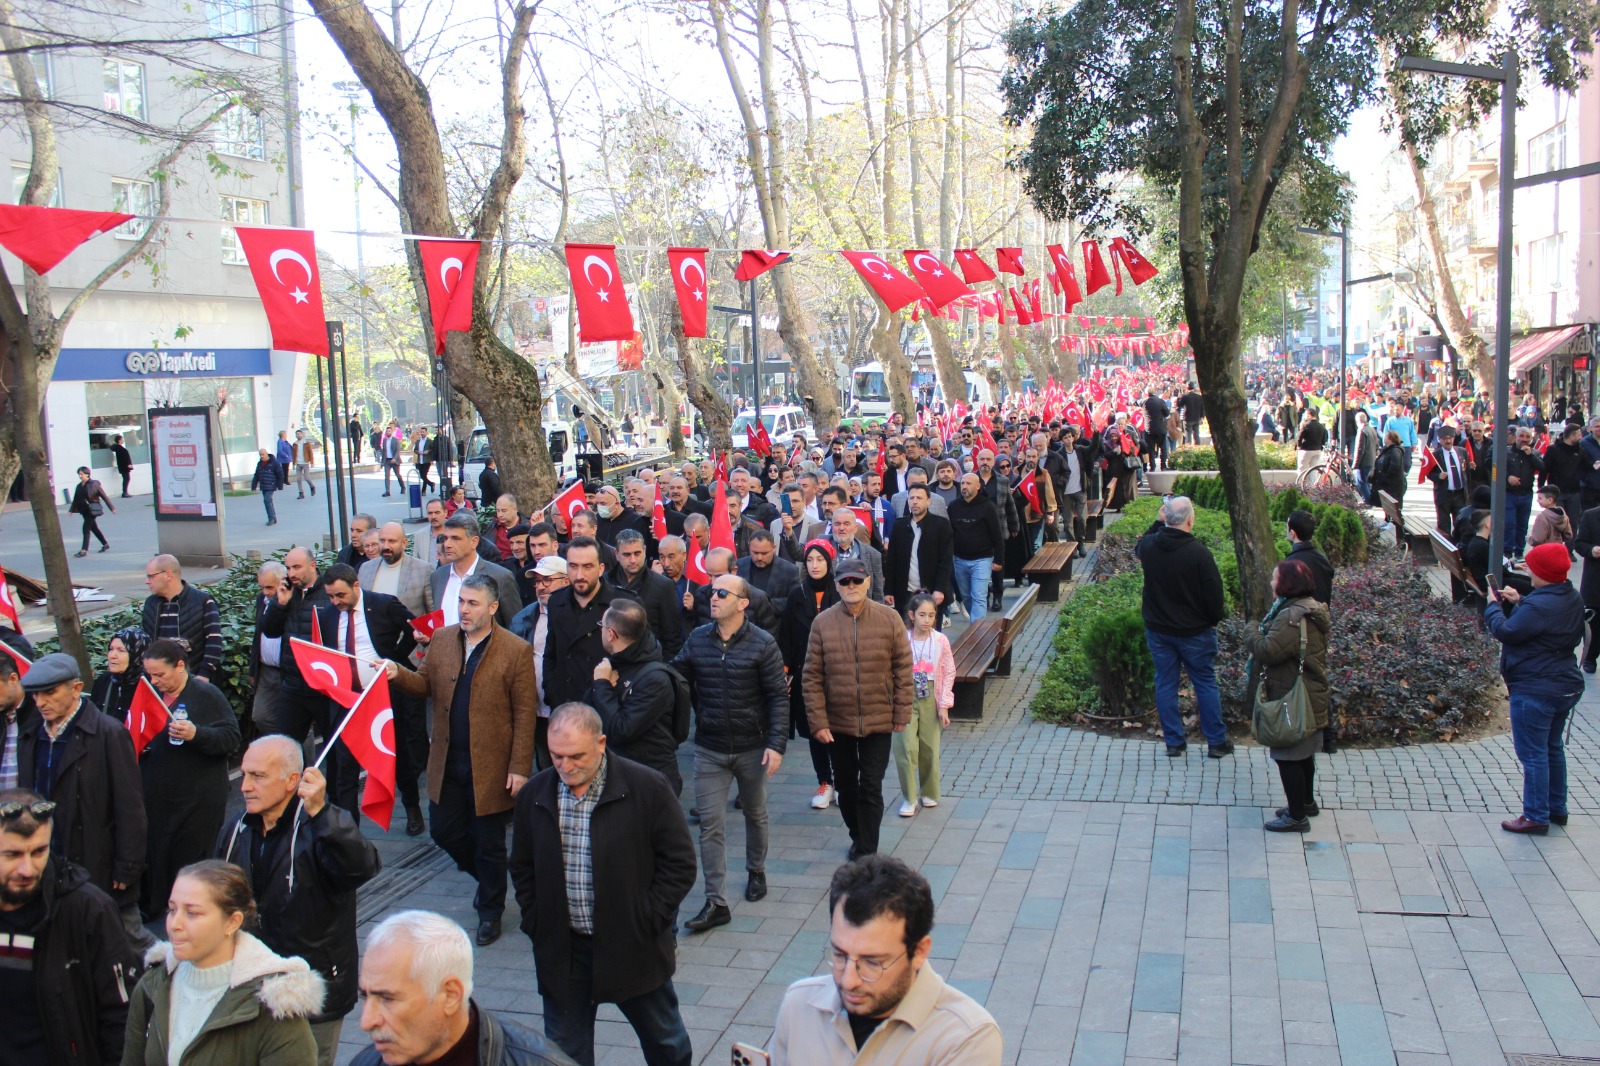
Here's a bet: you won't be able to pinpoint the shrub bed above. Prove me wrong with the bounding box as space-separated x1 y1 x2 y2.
1166 441 1295 471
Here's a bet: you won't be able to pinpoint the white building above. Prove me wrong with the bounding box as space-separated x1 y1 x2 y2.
1 0 308 495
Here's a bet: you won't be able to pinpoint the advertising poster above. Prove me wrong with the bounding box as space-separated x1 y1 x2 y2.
148 407 218 520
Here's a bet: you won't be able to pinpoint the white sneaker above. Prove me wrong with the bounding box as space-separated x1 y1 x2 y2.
898 801 918 817
920 797 938 808
811 784 835 810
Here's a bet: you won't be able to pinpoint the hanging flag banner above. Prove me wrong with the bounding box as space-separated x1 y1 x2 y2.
734 249 789 281
666 246 709 338
417 239 480 354
995 247 1025 275
1107 237 1160 292
902 250 973 309
838 251 926 313
564 243 635 342
952 248 997 284
1081 239 1112 295
235 227 330 357
0 204 134 274
1046 245 1085 311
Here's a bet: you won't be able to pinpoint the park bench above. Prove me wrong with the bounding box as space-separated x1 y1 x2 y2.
949 584 1040 719
1022 540 1079 601
1084 499 1105 542
1378 490 1435 557
1428 529 1485 600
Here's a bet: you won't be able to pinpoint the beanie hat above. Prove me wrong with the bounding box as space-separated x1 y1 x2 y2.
1523 542 1570 584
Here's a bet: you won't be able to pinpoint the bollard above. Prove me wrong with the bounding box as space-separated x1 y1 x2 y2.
245 550 262 562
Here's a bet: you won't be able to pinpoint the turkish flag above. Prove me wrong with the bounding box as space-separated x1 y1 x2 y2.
875 446 886 480
849 506 874 533
0 565 20 631
952 248 997 284
1417 445 1437 485
1047 245 1085 310
1027 279 1044 321
734 249 789 281
0 204 134 274
652 485 669 540
409 609 445 640
417 239 479 354
1108 237 1159 292
839 251 926 313
290 636 361 710
0 639 28 678
549 480 587 527
995 247 1025 275
235 227 330 357
902 250 973 309
1008 287 1032 326
686 543 710 586
310 606 323 646
748 419 772 457
667 247 709 338
713 451 729 484
1019 472 1043 515
565 243 635 342
710 479 736 553
1082 240 1112 295
335 673 398 830
127 677 170 759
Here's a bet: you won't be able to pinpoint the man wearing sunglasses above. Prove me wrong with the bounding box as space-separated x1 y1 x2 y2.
0 789 142 1066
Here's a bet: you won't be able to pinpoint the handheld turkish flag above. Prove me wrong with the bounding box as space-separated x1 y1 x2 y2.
127 677 170 759
734 249 789 281
874 446 886 480
952 249 997 284
1107 237 1159 292
710 480 736 553
334 673 398 830
652 485 669 540
1047 245 1085 310
0 204 134 274
995 247 1025 275
1082 240 1112 295
713 451 729 484
0 565 20 631
1020 472 1043 515
549 480 588 527
1417 445 1437 486
565 243 635 342
902 250 973 309
850 506 874 532
310 606 323 646
666 247 709 338
290 636 361 710
0 639 28 678
839 251 926 313
410 609 445 640
417 239 480 354
235 227 330 357
748 419 773 458
686 543 710 586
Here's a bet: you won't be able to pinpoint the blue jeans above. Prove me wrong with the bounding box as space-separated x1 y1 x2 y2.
953 556 993 620
1509 691 1579 824
1352 467 1372 504
1506 492 1533 556
1144 629 1227 747
543 932 692 1066
261 489 276 521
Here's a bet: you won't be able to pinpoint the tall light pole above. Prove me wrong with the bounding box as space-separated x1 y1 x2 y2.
333 81 372 379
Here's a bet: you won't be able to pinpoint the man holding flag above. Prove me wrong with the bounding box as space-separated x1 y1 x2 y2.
217 735 381 1066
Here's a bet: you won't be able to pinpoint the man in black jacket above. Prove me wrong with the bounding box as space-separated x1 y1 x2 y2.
1143 389 1172 471
510 703 695 1066
946 474 1006 621
140 555 222 681
1179 384 1205 444
1506 425 1545 560
884 485 954 622
261 546 335 749
111 434 134 497
1543 422 1586 521
1285 510 1335 606
543 538 639 712
0 791 141 1066
586 600 682 792
15 654 149 952
1296 408 1329 475
219 737 381 1066
735 530 801 616
612 530 685 659
334 513 377 571
1135 496 1230 758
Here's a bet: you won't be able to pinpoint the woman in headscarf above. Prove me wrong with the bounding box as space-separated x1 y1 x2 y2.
89 625 151 725
780 539 840 811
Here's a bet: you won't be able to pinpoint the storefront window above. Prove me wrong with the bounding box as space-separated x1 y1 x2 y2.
170 377 257 457
86 381 149 467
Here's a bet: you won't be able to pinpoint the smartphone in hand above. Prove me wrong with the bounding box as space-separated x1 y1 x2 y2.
731 1044 771 1066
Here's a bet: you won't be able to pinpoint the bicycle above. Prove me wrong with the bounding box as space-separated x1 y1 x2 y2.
1296 448 1356 493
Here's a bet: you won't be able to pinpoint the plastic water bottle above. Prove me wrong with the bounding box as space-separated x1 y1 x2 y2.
171 704 188 746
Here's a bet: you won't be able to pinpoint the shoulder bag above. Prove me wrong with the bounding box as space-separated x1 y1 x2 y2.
1251 617 1313 749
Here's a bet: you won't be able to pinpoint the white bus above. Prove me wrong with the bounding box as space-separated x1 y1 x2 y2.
850 361 993 416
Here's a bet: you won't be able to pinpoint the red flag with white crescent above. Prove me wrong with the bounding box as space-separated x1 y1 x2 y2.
549 480 587 526
417 239 480 355
734 249 789 281
290 637 361 710
666 246 709 338
902 250 973 309
564 243 635 342
334 673 397 830
0 204 134 275
1082 240 1112 295
1019 472 1042 515
686 544 710 586
995 247 1025 275
409 609 445 640
839 251 926 313
235 227 330 357
1107 237 1159 292
652 485 669 540
0 565 20 631
710 479 736 553
127 678 170 759
952 248 997 284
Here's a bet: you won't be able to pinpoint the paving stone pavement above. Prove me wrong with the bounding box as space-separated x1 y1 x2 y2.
337 576 1600 1065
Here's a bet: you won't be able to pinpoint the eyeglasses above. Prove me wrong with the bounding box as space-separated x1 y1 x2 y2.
711 587 739 599
838 576 866 587
828 949 906 984
0 800 56 821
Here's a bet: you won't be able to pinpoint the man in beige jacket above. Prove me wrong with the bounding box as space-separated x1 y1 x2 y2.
769 855 1001 1064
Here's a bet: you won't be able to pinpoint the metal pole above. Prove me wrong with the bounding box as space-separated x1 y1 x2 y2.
750 277 762 442
339 330 358 510
349 105 371 379
324 322 351 542
314 341 337 550
1489 50 1517 582
1338 228 1348 454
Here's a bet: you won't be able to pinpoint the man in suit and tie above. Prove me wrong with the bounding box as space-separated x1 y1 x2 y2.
429 512 523 630
381 423 404 495
884 484 955 622
771 483 825 562
361 522 436 619
736 530 801 616
1427 425 1471 531
890 467 949 520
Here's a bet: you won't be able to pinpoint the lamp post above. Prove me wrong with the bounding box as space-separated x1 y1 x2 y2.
333 81 372 380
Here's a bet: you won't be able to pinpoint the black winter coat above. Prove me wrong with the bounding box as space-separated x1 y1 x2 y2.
542 580 638 711
1542 439 1585 494
736 555 802 617
671 619 789 755
884 513 955 606
261 578 333 700
614 567 686 660
510 755 696 1006
216 799 382 1023
584 629 681 790
1371 444 1408 502
250 458 285 493
350 1007 577 1066
29 858 141 1066
1135 522 1226 636
16 698 146 902
1571 507 1600 606
1287 540 1336 606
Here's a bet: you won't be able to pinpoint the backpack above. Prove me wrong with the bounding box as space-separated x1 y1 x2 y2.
639 662 693 744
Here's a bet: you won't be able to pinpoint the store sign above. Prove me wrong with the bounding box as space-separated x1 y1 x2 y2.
55 348 272 382
148 407 218 520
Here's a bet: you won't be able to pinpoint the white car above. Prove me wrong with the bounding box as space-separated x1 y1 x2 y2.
732 406 813 453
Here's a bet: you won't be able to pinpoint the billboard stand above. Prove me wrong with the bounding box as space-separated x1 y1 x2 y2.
148 406 227 568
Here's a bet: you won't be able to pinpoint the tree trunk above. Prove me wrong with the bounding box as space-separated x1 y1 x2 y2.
870 308 914 421
925 318 969 411
673 318 731 453
1403 141 1493 389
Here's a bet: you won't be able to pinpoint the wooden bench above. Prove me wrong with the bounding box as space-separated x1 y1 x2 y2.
993 583 1039 676
1378 490 1434 557
1084 500 1105 542
1428 529 1484 600
948 585 1041 718
1022 541 1078 601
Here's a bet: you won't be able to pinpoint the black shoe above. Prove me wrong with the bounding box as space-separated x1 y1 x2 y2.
1552 814 1569 826
745 873 767 902
1585 661 1597 675
688 807 700 823
1264 815 1310 833
1166 743 1187 757
298 493 305 499
732 795 742 810
683 902 731 932
1275 803 1319 818
383 492 392 497
405 805 425 836
99 544 110 553
1208 741 1234 759
310 485 316 496
1322 733 1339 755
475 918 501 946
847 843 862 861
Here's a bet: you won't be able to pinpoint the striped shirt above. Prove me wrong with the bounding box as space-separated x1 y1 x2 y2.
558 754 608 934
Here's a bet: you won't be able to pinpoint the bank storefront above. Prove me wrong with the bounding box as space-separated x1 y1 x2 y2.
45 347 307 498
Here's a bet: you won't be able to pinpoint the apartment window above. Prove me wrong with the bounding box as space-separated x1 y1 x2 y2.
212 102 264 160
1529 124 1567 176
102 59 145 120
111 178 154 238
206 0 260 54
0 43 52 99
1529 235 1565 293
10 162 62 207
219 195 267 264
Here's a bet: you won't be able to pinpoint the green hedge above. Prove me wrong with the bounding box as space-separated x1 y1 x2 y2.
1166 441 1295 471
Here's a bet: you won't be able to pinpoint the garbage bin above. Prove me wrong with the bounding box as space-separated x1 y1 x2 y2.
407 472 424 521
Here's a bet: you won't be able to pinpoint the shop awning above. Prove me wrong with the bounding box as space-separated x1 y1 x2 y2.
1510 324 1588 373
